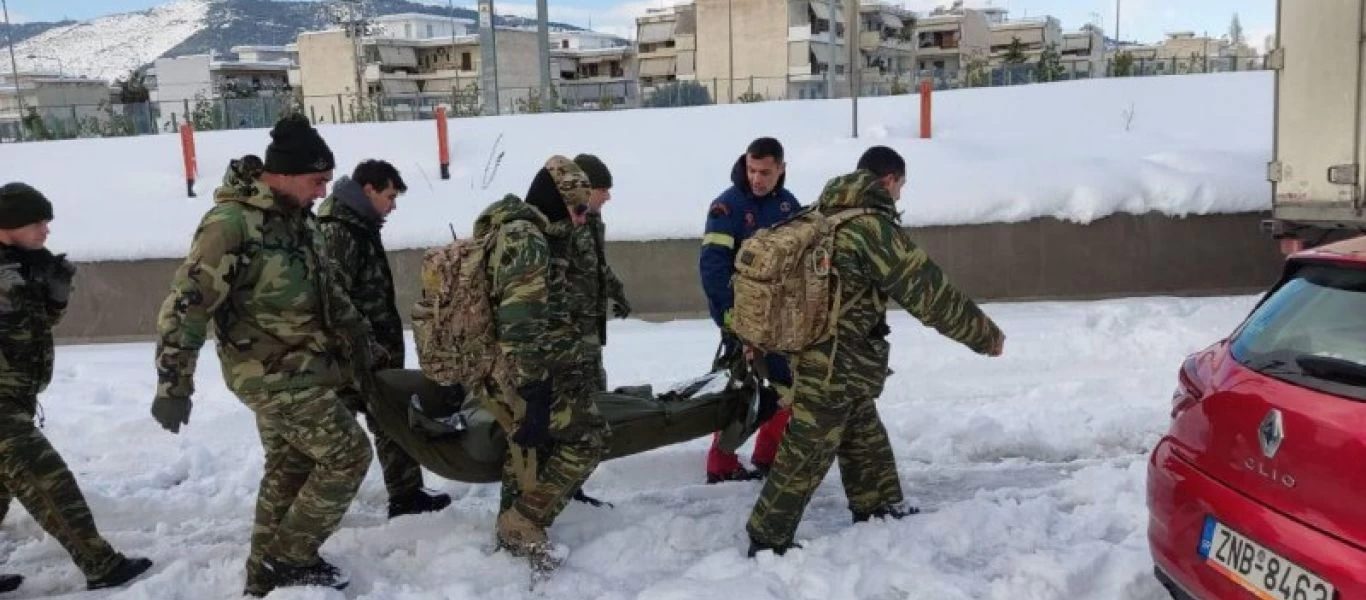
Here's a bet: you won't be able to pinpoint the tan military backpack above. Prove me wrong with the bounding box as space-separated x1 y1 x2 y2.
730 207 875 353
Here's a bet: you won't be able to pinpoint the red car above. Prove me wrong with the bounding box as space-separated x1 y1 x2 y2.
1148 235 1366 600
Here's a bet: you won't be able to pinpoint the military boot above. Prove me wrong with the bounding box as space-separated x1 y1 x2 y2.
746 537 802 558
0 574 22 593
852 503 921 523
86 556 153 590
388 489 453 519
258 556 348 593
496 509 562 572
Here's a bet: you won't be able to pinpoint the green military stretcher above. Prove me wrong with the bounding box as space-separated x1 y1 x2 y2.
364 368 771 484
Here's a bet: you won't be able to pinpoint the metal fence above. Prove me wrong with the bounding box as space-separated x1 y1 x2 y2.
0 54 1269 143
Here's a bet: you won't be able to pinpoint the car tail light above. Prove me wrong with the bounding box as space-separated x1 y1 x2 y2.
1170 356 1205 418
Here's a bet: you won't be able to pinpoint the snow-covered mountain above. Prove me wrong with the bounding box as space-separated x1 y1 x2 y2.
4 0 587 83
4 0 209 81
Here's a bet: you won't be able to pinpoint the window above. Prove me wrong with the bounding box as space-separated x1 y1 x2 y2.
427 24 434 38
461 52 472 70
562 40 570 49
404 24 412 38
1231 263 1366 400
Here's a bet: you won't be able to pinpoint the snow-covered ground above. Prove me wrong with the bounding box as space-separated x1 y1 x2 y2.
2 294 1257 599
0 71 1272 262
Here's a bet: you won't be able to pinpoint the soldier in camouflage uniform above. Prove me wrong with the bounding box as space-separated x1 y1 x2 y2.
745 146 1006 556
0 183 154 594
317 159 452 519
477 156 609 571
150 115 374 596
568 154 630 392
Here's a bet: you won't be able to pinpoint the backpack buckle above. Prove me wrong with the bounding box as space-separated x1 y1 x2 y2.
811 247 832 277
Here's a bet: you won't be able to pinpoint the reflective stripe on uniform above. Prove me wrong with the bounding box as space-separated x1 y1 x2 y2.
702 233 735 249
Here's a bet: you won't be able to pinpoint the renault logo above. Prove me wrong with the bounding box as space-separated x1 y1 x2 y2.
1259 409 1284 459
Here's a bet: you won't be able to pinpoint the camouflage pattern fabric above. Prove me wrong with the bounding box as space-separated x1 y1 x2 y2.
475 195 553 391
0 412 124 579
543 156 592 215
155 160 372 591
317 195 424 499
746 169 1003 548
0 245 124 579
0 244 69 410
475 190 607 527
242 387 372 595
154 160 369 401
567 212 627 391
497 363 607 525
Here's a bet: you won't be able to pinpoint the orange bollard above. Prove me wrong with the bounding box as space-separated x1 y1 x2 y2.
179 122 198 197
919 79 932 139
435 106 450 180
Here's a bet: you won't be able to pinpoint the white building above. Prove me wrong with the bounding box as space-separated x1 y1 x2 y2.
371 13 473 40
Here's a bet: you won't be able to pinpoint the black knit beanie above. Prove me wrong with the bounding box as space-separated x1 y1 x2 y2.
264 114 335 175
0 182 53 229
573 154 612 189
526 168 570 222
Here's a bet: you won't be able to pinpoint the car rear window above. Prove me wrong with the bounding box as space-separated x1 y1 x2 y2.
1231 262 1366 401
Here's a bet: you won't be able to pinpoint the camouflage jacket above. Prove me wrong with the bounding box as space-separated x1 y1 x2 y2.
154 161 369 400
566 213 627 345
317 193 404 371
818 170 1002 363
0 245 66 411
476 195 578 389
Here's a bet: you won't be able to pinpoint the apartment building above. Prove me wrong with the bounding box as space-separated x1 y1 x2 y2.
857 3 916 91
688 0 852 103
1061 25 1105 77
296 26 540 121
913 4 989 77
151 47 294 125
636 5 700 96
0 72 112 140
983 8 1063 66
550 32 637 108
371 12 473 41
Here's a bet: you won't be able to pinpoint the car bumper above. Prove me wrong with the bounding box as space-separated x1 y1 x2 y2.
1147 438 1366 599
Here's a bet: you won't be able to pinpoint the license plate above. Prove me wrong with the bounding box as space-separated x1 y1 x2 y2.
1198 516 1335 600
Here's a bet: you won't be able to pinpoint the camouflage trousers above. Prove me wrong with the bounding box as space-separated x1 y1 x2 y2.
746 341 903 548
583 340 608 393
0 405 122 579
241 387 372 593
495 362 609 527
339 389 425 500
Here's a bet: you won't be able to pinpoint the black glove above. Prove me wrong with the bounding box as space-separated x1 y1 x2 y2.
610 294 631 319
755 385 781 425
45 254 76 305
512 378 553 448
151 395 192 434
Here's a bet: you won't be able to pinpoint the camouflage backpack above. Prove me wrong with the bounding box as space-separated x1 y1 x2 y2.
730 206 876 353
411 233 503 388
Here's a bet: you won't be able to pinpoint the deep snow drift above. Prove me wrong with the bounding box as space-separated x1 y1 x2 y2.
0 71 1272 262
0 294 1257 599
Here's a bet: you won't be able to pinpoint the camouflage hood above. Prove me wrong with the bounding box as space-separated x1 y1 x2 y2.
473 194 549 238
816 169 898 218
212 157 286 212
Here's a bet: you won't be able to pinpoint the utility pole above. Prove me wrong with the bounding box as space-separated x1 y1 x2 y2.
1114 0 1121 44
478 0 500 115
536 0 550 106
727 0 734 103
847 0 859 137
2 0 26 141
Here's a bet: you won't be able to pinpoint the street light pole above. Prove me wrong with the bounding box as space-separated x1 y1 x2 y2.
847 0 859 138
1 0 25 142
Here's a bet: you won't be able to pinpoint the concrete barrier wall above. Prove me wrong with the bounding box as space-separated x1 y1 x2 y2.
54 211 1286 343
